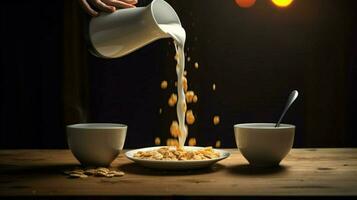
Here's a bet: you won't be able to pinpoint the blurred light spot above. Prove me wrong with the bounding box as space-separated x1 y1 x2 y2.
235 0 256 8
271 0 293 7
213 115 220 125
215 140 221 148
188 138 197 146
155 137 161 145
167 138 179 147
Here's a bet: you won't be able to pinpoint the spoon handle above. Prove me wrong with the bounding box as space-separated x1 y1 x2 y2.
276 90 299 127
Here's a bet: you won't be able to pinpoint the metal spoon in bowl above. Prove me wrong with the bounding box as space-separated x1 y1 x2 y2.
275 90 299 127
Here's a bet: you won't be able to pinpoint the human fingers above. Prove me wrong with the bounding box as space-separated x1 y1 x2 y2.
103 0 136 8
120 0 138 5
92 0 116 13
78 0 99 16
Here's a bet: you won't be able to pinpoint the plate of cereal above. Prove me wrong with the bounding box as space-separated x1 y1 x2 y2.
125 146 230 170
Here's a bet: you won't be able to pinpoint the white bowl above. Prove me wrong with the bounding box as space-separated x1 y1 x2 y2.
234 123 295 167
67 123 127 167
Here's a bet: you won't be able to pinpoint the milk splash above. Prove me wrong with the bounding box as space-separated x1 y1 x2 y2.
159 24 187 147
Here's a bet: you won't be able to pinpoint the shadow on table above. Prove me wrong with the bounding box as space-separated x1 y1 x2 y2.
0 164 80 176
227 164 289 176
119 163 225 176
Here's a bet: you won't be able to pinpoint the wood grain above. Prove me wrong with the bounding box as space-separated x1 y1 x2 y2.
0 149 357 197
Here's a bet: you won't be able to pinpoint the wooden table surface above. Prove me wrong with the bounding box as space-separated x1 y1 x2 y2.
0 148 357 198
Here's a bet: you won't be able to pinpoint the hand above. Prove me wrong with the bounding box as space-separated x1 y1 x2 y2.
79 0 138 17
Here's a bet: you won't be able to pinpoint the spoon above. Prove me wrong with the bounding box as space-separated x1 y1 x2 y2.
275 90 299 127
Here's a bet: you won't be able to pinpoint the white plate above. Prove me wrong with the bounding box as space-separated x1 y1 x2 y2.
125 146 230 170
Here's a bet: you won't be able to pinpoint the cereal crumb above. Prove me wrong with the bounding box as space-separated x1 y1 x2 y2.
166 138 179 147
187 56 191 62
84 168 96 175
193 95 198 103
160 80 168 89
64 167 125 179
155 137 161 145
186 110 195 125
110 171 125 176
194 62 199 69
170 121 180 137
185 91 195 103
168 93 178 107
159 108 162 114
215 140 221 148
134 146 220 160
182 77 188 92
95 171 107 177
105 174 115 178
188 138 197 146
212 83 216 91
213 115 220 125
69 173 87 178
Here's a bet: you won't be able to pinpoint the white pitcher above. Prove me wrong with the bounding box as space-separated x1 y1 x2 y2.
88 0 181 58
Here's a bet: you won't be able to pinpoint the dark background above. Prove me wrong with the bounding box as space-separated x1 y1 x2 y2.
1 0 356 149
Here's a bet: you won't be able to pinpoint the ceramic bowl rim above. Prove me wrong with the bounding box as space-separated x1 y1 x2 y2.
234 123 295 129
67 123 127 130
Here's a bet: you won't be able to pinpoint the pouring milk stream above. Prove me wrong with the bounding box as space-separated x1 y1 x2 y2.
89 0 188 147
164 25 187 147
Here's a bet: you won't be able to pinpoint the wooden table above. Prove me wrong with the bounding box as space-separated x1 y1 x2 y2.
0 149 357 199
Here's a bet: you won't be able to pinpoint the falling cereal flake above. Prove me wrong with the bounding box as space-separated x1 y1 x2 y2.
159 108 162 114
167 138 179 147
212 83 216 91
155 137 161 145
166 139 172 146
188 138 197 146
194 62 199 69
193 95 198 103
187 56 191 62
170 121 180 137
215 140 221 148
173 139 179 147
186 110 195 125
182 77 188 92
213 115 220 125
168 93 177 107
160 80 168 89
185 91 195 103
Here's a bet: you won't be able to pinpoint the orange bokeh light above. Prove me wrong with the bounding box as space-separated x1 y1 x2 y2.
235 0 256 8
271 0 294 7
